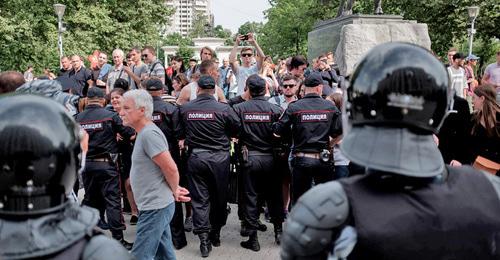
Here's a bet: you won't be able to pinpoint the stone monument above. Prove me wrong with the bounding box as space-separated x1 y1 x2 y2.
307 4 431 76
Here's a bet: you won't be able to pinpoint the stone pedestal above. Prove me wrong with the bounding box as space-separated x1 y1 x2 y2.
307 15 431 76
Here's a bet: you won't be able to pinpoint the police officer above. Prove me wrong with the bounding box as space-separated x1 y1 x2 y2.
178 75 239 257
273 72 342 204
0 95 132 259
232 74 285 251
280 42 500 260
75 87 135 249
145 78 188 249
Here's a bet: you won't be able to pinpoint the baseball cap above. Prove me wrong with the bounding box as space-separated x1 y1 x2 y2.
198 75 216 89
304 72 323 87
86 87 105 99
144 78 164 91
246 74 266 93
466 54 480 61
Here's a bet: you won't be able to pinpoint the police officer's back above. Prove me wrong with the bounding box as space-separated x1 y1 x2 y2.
178 75 239 257
75 87 134 248
280 42 500 260
274 72 342 204
232 75 285 250
0 95 131 259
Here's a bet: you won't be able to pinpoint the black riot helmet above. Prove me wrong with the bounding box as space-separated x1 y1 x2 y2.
341 42 451 178
346 42 450 133
0 94 80 218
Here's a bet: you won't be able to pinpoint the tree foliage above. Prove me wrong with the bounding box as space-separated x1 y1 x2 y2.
259 0 500 60
0 0 173 73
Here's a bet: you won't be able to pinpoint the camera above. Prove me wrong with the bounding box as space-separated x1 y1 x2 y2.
320 149 331 163
241 34 249 41
123 60 128 66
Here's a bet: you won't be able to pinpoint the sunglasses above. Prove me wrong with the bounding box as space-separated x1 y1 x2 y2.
241 53 253 57
142 54 149 58
282 84 295 89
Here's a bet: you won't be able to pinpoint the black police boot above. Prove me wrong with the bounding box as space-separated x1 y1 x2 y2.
119 239 134 251
209 229 221 247
198 233 212 258
274 223 283 245
240 230 260 252
257 219 267 232
240 221 250 237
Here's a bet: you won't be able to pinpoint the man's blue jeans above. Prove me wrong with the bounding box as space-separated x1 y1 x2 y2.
131 203 176 260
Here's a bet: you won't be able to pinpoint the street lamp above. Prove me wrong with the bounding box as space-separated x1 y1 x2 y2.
54 4 66 62
467 6 480 57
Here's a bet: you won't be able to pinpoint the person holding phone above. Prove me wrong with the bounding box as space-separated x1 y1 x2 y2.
229 33 266 96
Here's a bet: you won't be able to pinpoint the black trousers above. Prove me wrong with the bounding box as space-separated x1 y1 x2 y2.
240 154 284 231
82 161 125 239
187 150 230 235
290 157 335 205
169 145 187 246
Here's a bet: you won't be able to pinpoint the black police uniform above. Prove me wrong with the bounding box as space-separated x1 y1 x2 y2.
178 76 239 256
75 99 134 242
273 77 342 204
280 43 500 260
0 95 131 260
150 92 187 249
232 94 285 246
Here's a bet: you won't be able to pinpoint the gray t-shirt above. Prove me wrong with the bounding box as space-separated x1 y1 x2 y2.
236 65 258 96
130 123 174 211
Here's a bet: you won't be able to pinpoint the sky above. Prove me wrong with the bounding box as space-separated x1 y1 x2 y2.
211 0 271 33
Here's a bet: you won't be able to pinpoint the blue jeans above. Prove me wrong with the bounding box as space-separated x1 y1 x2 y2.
131 203 176 260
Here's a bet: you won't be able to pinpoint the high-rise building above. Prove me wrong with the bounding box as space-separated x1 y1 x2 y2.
165 0 214 37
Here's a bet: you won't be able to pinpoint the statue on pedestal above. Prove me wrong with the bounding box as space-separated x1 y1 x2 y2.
336 0 383 17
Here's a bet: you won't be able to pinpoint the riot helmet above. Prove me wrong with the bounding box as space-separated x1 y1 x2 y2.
0 94 80 218
341 42 450 177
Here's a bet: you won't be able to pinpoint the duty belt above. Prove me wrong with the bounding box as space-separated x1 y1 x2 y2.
86 157 110 162
248 150 273 156
191 148 214 153
294 152 321 159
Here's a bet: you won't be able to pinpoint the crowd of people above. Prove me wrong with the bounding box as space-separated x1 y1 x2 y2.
0 35 499 260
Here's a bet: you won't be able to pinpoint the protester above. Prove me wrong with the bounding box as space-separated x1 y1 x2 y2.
120 89 190 260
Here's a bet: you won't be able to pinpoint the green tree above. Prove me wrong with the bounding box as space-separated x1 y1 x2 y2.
237 21 263 36
0 0 173 73
189 10 211 38
259 0 338 58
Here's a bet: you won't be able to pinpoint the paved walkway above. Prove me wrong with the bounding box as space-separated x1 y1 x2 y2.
114 204 281 259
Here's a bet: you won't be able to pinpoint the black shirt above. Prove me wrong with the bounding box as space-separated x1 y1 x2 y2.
178 94 239 151
273 93 342 153
68 67 92 96
227 95 247 107
151 96 180 149
75 104 134 158
232 96 283 152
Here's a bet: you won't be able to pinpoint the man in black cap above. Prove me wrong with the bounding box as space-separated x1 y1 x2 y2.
145 78 187 249
273 72 342 205
231 74 285 251
75 87 135 249
178 75 239 257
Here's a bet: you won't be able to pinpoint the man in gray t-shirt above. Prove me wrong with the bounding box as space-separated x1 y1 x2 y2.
121 89 190 260
130 123 173 210
229 32 265 95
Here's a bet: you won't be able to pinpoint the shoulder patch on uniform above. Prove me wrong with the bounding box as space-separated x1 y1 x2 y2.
152 112 163 123
80 121 104 131
297 110 330 122
243 112 272 122
187 111 215 121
